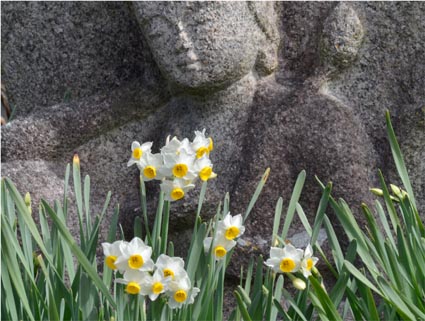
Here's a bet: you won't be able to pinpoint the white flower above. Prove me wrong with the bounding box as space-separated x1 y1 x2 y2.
193 155 217 182
191 129 213 159
115 269 149 295
166 275 200 309
216 213 245 240
265 244 303 273
160 178 195 202
301 244 319 278
203 232 236 260
102 240 124 271
160 148 197 180
115 237 154 272
128 141 153 167
155 254 187 281
140 269 171 301
139 152 164 181
161 136 193 156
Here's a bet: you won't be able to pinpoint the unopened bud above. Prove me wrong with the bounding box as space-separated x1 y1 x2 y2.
24 192 32 215
292 278 306 291
312 266 320 277
73 153 80 166
401 190 408 200
110 317 115 321
370 188 383 196
390 184 402 198
24 192 31 206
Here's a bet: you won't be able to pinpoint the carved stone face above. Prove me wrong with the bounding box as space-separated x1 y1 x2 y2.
133 2 263 93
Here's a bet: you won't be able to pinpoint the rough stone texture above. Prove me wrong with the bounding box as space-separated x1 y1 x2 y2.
1 1 161 117
1 2 424 281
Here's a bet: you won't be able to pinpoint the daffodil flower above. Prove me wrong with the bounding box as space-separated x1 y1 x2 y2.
115 237 154 272
128 141 153 167
193 155 217 182
160 149 197 180
216 213 245 240
265 244 303 273
301 244 319 278
161 136 193 156
139 269 171 301
166 275 200 309
160 178 195 202
203 232 236 260
115 269 149 295
139 152 164 181
155 254 187 281
191 129 213 159
102 240 124 271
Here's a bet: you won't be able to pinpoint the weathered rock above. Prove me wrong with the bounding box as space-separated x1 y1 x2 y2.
1 2 424 279
0 1 161 117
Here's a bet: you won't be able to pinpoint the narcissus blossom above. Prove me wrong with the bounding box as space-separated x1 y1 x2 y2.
102 240 124 271
139 152 164 181
203 232 236 260
115 237 154 272
155 254 187 281
166 275 200 309
301 244 319 278
191 129 213 159
140 269 171 301
160 178 195 202
161 149 197 180
216 213 245 240
115 269 150 295
128 141 153 167
265 244 303 273
193 156 217 182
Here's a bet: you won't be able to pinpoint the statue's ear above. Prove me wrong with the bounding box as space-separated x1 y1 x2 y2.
247 2 280 76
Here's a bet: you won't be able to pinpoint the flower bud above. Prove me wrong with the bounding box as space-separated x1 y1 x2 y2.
390 184 402 198
370 188 383 196
25 192 32 215
73 153 80 166
292 278 306 291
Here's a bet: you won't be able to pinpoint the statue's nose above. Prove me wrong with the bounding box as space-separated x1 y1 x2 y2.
176 35 191 52
175 21 192 52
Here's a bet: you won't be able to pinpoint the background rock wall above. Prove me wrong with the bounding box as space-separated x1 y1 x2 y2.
2 2 424 254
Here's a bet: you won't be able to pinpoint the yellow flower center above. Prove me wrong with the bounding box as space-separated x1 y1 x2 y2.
199 167 212 181
225 226 240 240
143 166 156 179
163 268 175 279
280 258 296 273
126 282 141 295
208 137 214 151
128 254 144 269
214 246 227 258
174 290 187 303
196 146 209 159
172 163 188 178
105 255 117 270
171 188 185 201
152 282 164 295
132 147 142 160
306 258 313 270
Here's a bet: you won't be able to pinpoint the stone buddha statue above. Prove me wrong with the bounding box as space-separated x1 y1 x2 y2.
130 2 377 261
2 2 378 265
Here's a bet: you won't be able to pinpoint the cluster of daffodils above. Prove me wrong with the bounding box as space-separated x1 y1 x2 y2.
102 237 199 309
265 244 319 290
203 213 246 261
128 130 216 202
